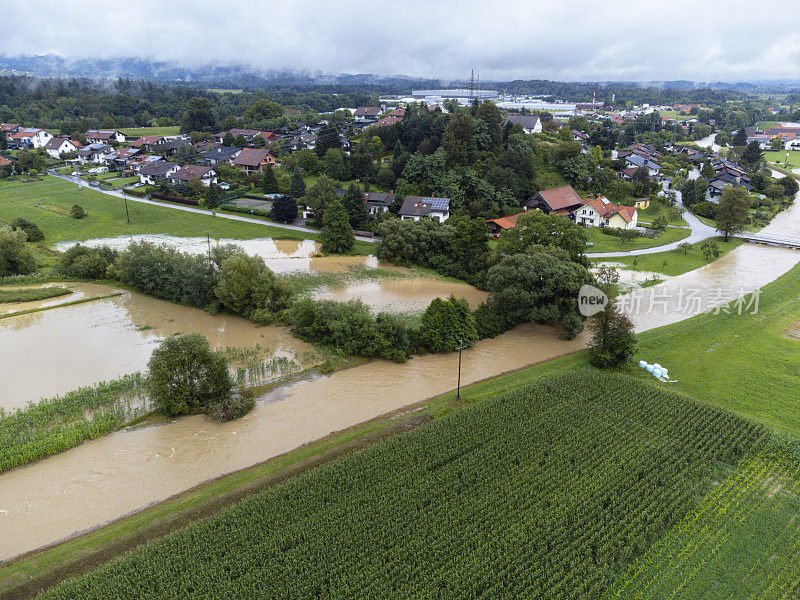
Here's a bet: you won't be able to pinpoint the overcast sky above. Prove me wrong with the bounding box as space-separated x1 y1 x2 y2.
2 1 799 82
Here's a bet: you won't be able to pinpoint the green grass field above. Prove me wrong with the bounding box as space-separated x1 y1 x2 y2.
637 203 687 227
585 225 690 253
0 176 373 253
118 126 181 137
637 261 800 434
764 150 800 170
593 237 743 276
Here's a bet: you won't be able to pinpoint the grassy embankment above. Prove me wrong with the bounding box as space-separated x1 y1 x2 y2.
4 261 800 598
636 202 687 227
0 176 373 254
585 225 690 253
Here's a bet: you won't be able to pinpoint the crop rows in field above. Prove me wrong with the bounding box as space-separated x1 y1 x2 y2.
608 440 800 600
0 373 147 473
41 370 771 600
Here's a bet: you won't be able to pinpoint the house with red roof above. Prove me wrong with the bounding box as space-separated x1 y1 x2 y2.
169 165 218 186
573 196 638 230
522 185 585 215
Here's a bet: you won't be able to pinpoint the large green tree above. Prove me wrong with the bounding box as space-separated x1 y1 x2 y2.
588 299 637 368
181 97 217 133
343 182 368 228
320 198 354 254
315 123 341 158
147 334 233 416
419 295 478 353
0 226 37 277
715 186 750 241
260 165 279 194
497 211 588 265
289 168 306 198
478 248 593 339
214 253 293 318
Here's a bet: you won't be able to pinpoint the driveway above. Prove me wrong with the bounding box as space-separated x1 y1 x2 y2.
46 171 378 243
588 188 718 258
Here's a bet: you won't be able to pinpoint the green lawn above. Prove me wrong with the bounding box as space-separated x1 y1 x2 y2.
592 236 743 276
118 126 181 137
106 176 140 188
764 150 800 170
637 260 800 434
637 203 687 227
0 176 373 253
585 225 690 253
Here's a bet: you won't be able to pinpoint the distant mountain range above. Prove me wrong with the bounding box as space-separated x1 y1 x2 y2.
2 54 800 93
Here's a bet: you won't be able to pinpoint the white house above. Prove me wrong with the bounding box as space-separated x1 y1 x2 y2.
786 138 800 151
503 114 542 134
138 161 180 185
10 128 53 148
169 164 218 187
77 143 114 164
353 107 381 122
85 130 127 144
398 196 450 223
573 196 638 230
44 137 80 158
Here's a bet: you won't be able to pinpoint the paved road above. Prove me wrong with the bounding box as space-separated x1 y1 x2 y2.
588 187 718 258
46 171 378 243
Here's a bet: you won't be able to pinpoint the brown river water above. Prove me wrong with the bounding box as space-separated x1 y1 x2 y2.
1 204 800 562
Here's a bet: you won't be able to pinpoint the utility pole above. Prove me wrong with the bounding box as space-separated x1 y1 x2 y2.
455 339 468 401
204 230 212 261
122 189 130 224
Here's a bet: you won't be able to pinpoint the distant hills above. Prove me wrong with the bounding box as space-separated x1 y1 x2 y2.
2 54 799 94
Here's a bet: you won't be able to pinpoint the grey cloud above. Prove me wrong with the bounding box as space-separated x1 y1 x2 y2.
2 0 799 82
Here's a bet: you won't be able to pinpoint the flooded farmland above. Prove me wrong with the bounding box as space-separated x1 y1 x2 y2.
3 204 800 562
0 288 316 410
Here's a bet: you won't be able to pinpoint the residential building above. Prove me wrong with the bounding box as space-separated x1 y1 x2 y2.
85 130 126 144
138 161 179 185
503 114 542 134
398 196 450 223
44 137 80 158
573 196 638 230
373 116 403 128
10 128 53 148
213 129 276 144
523 185 584 215
77 143 113 163
153 137 192 156
129 135 166 150
201 146 242 166
169 164 218 186
486 213 522 235
0 123 21 138
365 192 395 214
353 106 381 121
231 147 275 173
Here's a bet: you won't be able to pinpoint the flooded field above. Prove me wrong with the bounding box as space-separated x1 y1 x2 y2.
55 235 381 274
0 288 316 411
0 323 586 561
0 282 110 316
313 278 488 312
2 204 800 562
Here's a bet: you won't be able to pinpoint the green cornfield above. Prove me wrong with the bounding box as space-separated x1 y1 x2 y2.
39 370 800 599
0 373 148 473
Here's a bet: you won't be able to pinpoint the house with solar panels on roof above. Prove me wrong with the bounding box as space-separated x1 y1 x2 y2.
398 196 450 223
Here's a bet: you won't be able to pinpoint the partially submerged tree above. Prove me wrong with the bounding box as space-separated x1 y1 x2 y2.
320 198 354 254
588 299 637 368
0 226 37 277
419 295 478 353
148 334 233 417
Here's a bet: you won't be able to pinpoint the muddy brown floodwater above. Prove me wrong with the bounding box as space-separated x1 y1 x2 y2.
0 287 316 410
2 203 800 562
